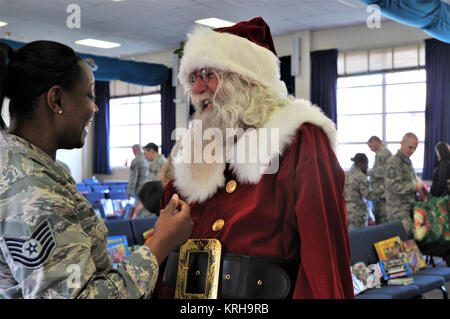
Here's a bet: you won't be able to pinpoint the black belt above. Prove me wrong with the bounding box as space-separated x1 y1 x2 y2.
163 251 299 299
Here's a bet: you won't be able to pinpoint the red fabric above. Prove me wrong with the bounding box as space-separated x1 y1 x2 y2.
214 17 277 56
156 123 354 299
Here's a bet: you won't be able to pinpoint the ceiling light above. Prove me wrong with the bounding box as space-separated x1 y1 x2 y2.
195 18 235 28
337 0 358 8
0 21 8 27
75 38 121 49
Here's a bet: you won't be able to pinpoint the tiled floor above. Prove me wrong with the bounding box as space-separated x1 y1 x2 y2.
416 256 449 299
422 281 449 299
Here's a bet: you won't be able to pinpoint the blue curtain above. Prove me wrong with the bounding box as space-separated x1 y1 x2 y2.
161 69 176 157
93 81 111 175
79 52 168 86
310 49 338 125
423 39 450 179
360 0 450 43
280 56 295 96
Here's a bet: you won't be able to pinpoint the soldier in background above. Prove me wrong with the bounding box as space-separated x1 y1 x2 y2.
126 144 149 203
143 142 167 182
384 132 423 235
367 136 392 224
344 153 377 229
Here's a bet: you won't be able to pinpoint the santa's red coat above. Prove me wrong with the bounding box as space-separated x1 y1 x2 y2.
156 123 354 299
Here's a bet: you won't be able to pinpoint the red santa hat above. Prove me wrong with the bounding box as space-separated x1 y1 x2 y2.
178 17 286 96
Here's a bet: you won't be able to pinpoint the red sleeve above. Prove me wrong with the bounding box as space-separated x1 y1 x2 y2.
293 124 354 299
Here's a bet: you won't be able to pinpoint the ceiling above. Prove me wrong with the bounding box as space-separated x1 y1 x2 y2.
0 0 384 58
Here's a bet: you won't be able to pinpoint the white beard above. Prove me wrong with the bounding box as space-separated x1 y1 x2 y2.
173 103 235 195
172 98 338 204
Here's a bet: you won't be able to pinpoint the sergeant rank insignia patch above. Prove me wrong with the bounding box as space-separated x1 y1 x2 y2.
3 220 56 269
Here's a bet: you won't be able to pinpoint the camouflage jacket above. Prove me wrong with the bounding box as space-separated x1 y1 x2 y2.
126 153 149 197
148 154 167 182
384 150 417 206
344 165 376 212
368 145 391 198
0 131 158 299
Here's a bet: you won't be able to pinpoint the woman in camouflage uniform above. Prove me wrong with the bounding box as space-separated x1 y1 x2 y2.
0 41 192 298
344 153 376 229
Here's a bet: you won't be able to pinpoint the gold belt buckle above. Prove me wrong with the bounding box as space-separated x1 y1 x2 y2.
175 238 222 299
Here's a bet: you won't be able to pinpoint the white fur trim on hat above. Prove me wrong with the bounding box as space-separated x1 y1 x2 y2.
178 26 284 94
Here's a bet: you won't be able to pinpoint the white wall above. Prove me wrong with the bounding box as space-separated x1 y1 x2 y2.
311 20 428 52
56 148 83 182
80 20 430 182
56 119 94 183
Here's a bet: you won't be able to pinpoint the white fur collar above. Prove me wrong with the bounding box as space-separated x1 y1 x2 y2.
173 99 337 204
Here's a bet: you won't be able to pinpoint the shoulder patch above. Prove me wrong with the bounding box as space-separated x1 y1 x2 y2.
3 220 56 269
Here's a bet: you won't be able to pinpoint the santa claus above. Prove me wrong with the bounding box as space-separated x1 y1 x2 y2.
156 17 354 299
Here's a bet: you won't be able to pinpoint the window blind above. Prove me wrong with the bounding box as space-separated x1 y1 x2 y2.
338 43 425 76
109 80 160 98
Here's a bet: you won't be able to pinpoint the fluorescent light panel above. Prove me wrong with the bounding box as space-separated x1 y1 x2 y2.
195 17 234 28
75 38 121 49
0 21 8 27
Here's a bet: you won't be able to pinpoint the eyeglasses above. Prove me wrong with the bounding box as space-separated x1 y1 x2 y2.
188 68 215 84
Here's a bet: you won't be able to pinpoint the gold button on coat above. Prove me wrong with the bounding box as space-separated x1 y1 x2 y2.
225 180 237 193
212 219 225 232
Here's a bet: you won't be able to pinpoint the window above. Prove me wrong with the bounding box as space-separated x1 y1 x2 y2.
336 69 426 172
109 94 162 168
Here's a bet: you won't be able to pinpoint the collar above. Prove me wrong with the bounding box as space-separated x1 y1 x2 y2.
376 145 387 154
0 130 73 184
172 99 337 204
350 164 365 175
395 150 412 165
1 131 54 168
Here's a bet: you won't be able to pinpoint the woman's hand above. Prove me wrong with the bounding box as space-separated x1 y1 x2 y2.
145 194 193 265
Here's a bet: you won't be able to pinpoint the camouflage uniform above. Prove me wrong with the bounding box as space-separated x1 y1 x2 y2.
148 154 167 182
126 152 149 203
384 150 417 235
368 145 391 224
0 131 158 299
344 165 376 229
